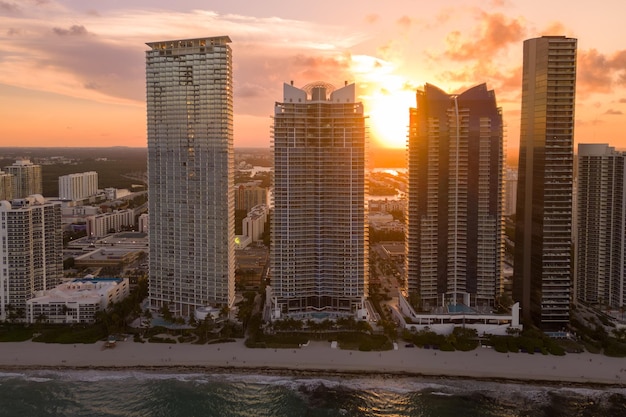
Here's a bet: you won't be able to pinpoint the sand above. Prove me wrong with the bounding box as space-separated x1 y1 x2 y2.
1 339 625 386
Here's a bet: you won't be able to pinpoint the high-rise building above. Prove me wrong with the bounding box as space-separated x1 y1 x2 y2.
513 36 577 329
576 144 626 310
504 168 518 216
146 37 235 317
59 171 98 201
0 171 12 201
4 159 42 199
0 195 63 322
235 184 267 212
270 81 368 318
406 83 504 311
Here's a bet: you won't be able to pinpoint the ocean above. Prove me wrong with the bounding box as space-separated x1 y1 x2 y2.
0 370 625 416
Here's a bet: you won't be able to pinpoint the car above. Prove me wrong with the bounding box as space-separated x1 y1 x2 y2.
405 343 415 348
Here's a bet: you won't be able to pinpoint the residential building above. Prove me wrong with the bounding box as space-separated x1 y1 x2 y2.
406 83 504 311
146 36 235 316
0 195 63 321
86 209 135 237
513 36 577 329
0 171 12 201
504 168 518 216
4 159 42 198
138 213 149 233
235 184 268 212
270 81 368 318
27 277 129 324
242 204 268 242
576 144 626 309
59 171 98 201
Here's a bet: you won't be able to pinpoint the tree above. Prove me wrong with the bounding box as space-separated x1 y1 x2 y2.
161 304 173 322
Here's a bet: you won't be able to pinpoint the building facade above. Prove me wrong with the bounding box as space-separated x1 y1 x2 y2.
4 160 42 199
86 209 135 237
271 81 368 317
27 277 129 324
0 195 63 321
146 36 235 316
0 171 12 201
242 204 268 242
576 144 626 310
235 184 268 212
504 168 518 216
513 36 577 329
59 171 98 201
406 83 504 311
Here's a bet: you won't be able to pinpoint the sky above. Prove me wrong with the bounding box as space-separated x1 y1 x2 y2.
1 0 625 156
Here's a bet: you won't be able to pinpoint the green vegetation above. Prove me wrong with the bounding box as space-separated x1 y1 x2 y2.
337 333 392 351
369 229 404 243
488 328 565 356
570 315 626 357
0 325 34 342
32 325 107 344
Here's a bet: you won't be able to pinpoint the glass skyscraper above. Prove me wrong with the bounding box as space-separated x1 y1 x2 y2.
270 82 368 318
406 83 504 311
513 36 577 329
146 37 234 317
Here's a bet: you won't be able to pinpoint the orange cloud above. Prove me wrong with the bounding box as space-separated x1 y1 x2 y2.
444 12 526 61
396 16 412 30
577 48 626 96
365 14 379 24
539 21 567 36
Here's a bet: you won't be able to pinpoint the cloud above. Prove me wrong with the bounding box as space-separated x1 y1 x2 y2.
0 1 19 14
396 16 412 30
52 25 89 36
539 21 567 36
577 48 626 96
0 6 364 114
365 14 379 24
604 109 623 115
444 12 525 61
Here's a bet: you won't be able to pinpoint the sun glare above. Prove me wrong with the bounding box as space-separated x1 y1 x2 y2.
350 55 417 149
366 89 415 149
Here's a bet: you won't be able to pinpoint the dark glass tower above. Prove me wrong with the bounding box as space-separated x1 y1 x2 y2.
513 36 577 329
406 83 504 311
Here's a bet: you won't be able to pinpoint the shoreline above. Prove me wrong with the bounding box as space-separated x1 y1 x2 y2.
1 340 625 388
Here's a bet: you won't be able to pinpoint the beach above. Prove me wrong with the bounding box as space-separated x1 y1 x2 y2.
1 340 624 387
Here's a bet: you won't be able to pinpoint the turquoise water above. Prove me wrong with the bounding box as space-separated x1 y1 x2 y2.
0 370 625 416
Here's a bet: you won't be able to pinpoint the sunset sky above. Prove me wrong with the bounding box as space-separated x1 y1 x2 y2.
1 0 625 156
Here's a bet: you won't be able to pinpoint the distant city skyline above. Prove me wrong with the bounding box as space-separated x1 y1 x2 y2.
1 1 625 154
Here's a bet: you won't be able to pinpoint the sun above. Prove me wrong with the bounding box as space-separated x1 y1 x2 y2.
349 55 417 149
365 88 415 149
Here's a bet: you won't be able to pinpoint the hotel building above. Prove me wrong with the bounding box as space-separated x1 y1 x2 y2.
0 195 63 321
270 81 368 318
406 83 504 311
576 144 626 310
146 36 235 316
513 36 577 329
